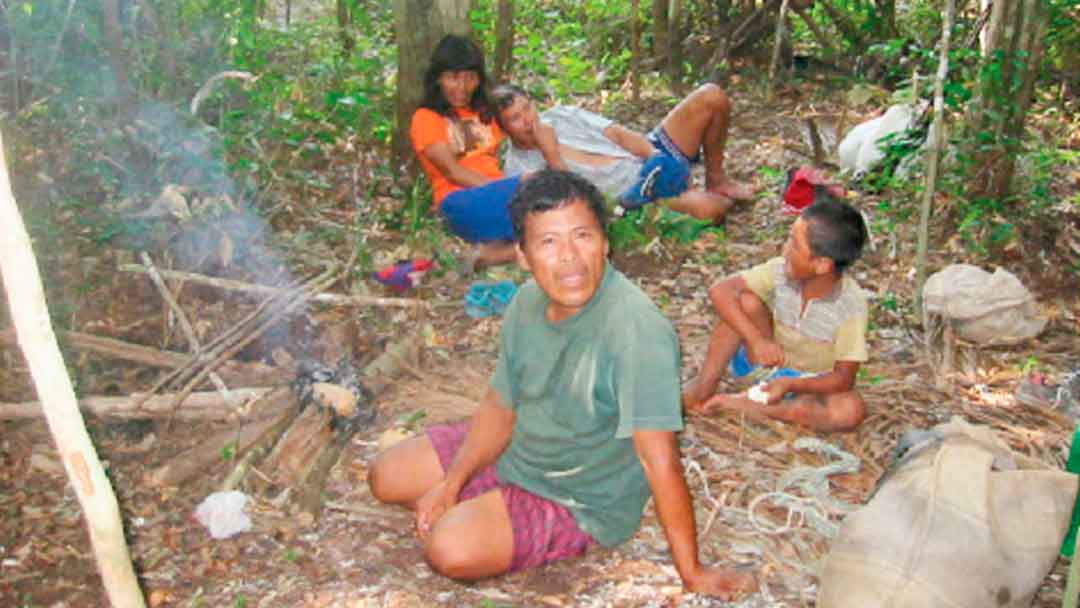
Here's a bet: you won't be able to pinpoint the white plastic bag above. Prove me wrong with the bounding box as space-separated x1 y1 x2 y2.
194 490 252 539
838 104 917 176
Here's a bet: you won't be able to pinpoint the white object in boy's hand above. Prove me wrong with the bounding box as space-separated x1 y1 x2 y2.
747 384 769 404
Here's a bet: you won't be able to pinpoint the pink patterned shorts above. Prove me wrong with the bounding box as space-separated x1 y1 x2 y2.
426 421 595 572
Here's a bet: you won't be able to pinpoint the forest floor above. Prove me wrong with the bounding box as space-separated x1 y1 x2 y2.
2 74 1079 607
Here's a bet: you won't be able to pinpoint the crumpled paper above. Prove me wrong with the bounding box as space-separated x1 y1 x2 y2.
194 490 252 539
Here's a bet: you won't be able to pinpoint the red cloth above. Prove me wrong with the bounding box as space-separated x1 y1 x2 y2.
426 421 595 572
782 166 846 215
373 258 434 291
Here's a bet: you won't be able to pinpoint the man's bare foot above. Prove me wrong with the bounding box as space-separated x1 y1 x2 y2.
702 392 763 416
706 179 755 202
682 377 719 413
667 190 733 223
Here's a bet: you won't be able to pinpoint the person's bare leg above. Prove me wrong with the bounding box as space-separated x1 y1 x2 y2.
476 241 518 268
464 240 518 274
708 391 866 432
424 490 515 580
683 290 772 411
666 190 733 223
368 434 446 509
658 83 753 201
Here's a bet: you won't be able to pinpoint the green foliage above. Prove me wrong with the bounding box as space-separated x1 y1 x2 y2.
607 205 721 253
221 442 237 461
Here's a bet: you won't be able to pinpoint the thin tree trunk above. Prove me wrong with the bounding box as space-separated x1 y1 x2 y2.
0 133 146 605
134 0 178 97
337 0 354 58
102 0 134 113
493 0 514 82
667 0 683 86
766 0 791 103
653 0 670 70
631 0 641 102
915 0 955 322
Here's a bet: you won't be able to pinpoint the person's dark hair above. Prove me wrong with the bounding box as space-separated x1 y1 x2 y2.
421 34 494 121
801 194 868 274
510 170 608 243
491 83 530 130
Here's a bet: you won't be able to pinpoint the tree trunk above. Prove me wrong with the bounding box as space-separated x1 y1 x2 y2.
915 0 955 322
963 0 1046 201
102 0 134 113
653 0 670 70
667 0 684 86
391 0 472 166
0 133 145 605
493 0 514 82
990 0 1046 197
631 0 641 102
134 0 178 97
337 0 354 58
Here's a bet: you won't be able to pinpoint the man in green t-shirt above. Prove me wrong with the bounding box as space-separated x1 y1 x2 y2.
368 170 757 599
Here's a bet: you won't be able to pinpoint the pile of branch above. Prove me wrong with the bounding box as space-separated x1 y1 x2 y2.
152 336 420 523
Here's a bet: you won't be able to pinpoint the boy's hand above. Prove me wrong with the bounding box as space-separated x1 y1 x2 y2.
761 377 795 404
747 338 784 368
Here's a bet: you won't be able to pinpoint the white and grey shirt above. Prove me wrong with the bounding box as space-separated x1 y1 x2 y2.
502 105 644 198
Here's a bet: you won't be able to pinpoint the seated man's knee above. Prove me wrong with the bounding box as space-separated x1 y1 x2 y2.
827 392 866 432
425 530 483 580
366 453 393 503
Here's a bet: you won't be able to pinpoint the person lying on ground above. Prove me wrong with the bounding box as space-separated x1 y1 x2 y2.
409 34 521 270
493 83 754 223
368 170 758 599
682 194 870 432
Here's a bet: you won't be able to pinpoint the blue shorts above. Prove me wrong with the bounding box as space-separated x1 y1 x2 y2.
440 175 522 243
648 125 699 165
729 345 806 384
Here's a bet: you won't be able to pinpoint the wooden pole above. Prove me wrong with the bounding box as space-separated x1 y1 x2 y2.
766 0 792 103
914 0 955 322
0 133 146 604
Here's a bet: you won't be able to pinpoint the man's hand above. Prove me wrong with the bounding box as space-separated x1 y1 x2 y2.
683 564 759 600
415 479 460 541
747 338 784 368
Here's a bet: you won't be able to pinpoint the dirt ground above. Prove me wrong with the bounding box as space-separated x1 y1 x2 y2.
2 78 1079 607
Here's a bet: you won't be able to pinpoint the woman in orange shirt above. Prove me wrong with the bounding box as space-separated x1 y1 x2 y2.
410 35 522 269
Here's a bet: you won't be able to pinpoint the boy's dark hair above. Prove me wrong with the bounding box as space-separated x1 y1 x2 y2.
801 194 868 274
491 83 528 112
421 35 494 121
491 83 529 131
510 170 608 243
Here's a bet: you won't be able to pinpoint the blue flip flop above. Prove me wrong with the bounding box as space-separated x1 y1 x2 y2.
465 280 518 318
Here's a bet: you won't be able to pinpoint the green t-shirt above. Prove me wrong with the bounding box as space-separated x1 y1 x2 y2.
493 263 684 547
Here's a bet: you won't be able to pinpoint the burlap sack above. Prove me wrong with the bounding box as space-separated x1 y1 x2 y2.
922 264 1046 345
818 417 1077 608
